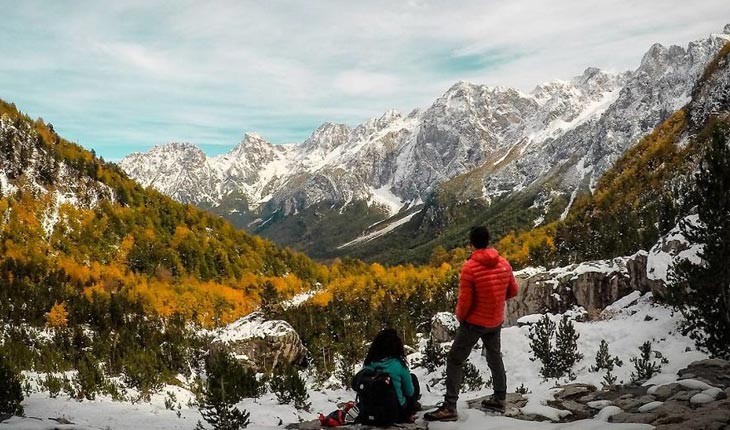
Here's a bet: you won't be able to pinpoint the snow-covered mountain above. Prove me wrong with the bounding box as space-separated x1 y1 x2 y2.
120 26 730 258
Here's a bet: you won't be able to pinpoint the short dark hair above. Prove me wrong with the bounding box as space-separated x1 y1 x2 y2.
469 226 490 249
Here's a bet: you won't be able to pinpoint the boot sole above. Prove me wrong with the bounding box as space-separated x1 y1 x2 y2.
424 415 459 422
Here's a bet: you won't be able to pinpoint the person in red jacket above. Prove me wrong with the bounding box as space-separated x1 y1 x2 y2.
425 226 519 421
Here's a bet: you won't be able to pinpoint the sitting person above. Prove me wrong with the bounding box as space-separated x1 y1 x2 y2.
360 328 420 422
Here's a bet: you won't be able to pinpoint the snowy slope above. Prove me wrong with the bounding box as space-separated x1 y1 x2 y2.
3 292 707 430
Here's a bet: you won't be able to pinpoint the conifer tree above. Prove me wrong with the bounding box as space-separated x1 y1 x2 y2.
555 315 583 378
0 356 23 416
630 341 663 382
668 123 730 359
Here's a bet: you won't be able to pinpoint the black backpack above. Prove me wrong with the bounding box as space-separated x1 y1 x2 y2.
352 368 401 426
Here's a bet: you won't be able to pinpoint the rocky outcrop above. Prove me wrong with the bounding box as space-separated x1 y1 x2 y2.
505 251 663 326
430 312 458 342
212 312 309 373
486 359 730 428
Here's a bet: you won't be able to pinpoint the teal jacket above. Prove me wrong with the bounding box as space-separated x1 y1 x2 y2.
363 357 414 406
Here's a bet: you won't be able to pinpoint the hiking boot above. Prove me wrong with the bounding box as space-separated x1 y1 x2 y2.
480 395 506 412
424 403 458 421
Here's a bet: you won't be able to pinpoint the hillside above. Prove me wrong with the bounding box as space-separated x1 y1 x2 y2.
0 101 461 404
0 99 326 326
475 40 730 272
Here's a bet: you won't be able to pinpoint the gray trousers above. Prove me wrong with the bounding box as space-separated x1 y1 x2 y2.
445 322 506 407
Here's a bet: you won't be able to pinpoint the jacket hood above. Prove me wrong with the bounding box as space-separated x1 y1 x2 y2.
470 248 500 268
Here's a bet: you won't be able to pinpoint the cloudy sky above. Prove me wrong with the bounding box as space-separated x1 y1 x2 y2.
2 1 729 161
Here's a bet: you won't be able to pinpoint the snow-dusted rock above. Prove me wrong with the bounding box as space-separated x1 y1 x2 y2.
638 401 663 412
677 358 730 387
505 252 660 325
690 392 715 405
646 215 704 295
212 312 309 372
595 405 623 422
430 312 458 342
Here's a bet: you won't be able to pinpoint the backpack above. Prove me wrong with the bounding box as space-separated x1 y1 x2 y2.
319 401 358 427
352 368 401 426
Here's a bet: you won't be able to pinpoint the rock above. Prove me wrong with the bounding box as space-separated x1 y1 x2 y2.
587 400 614 409
553 383 596 401
652 400 693 419
559 400 593 419
609 412 658 424
595 406 624 422
653 400 730 430
287 420 429 430
650 383 682 401
678 359 730 387
213 312 309 372
691 393 716 405
677 378 715 390
466 393 528 411
578 391 603 403
704 387 725 399
505 253 659 325
638 401 663 412
667 390 698 402
614 395 643 412
430 312 458 342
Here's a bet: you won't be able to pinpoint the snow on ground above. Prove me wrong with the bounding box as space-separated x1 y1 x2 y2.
368 185 405 217
1 292 707 430
337 210 421 248
214 312 296 343
646 214 704 282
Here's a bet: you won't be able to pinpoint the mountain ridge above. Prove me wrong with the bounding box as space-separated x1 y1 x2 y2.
120 26 730 262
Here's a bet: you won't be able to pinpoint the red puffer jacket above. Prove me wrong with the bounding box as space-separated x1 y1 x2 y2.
455 248 519 328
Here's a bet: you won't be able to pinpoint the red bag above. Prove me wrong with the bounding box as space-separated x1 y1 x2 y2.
318 401 357 427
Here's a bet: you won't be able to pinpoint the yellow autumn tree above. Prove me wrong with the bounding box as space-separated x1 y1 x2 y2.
46 302 69 328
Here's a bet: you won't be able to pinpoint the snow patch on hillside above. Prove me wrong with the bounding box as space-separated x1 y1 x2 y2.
4 291 707 430
214 312 296 343
646 215 704 282
337 210 420 248
368 185 404 216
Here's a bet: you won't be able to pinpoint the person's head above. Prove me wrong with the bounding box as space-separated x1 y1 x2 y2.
364 328 406 365
469 226 491 249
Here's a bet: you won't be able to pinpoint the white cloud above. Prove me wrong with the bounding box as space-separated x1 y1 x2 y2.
333 70 400 96
1 0 729 160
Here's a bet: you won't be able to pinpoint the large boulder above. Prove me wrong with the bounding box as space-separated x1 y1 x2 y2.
430 312 458 342
505 251 662 326
212 312 309 373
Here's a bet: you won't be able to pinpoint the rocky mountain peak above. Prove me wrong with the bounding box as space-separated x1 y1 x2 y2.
301 122 351 152
120 26 730 259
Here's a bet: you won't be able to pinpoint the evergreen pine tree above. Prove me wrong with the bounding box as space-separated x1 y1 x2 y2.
269 367 311 411
668 123 730 359
0 357 24 416
555 315 583 378
630 341 663 382
590 339 623 372
420 337 446 372
528 315 558 379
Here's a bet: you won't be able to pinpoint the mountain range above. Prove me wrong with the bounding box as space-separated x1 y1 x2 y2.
120 25 730 263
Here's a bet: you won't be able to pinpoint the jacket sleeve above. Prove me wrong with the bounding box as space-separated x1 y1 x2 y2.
399 363 414 397
455 263 474 322
506 264 519 300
